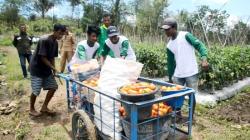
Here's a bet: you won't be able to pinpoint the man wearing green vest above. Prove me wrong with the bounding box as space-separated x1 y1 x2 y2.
12 24 33 78
161 17 209 121
100 26 136 64
97 14 111 57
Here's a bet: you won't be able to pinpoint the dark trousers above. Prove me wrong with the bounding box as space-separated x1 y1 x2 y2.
19 53 32 77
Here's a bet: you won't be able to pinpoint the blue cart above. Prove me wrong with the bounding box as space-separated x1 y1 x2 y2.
58 73 195 140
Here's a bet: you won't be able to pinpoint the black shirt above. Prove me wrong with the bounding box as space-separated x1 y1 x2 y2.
12 33 33 54
30 35 58 78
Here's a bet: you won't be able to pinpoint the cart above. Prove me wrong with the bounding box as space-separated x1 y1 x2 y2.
58 73 195 140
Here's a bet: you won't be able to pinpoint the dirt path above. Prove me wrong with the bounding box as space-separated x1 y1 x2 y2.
0 47 72 140
26 80 72 140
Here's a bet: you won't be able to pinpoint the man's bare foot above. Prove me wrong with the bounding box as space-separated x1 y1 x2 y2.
29 110 42 117
40 108 56 116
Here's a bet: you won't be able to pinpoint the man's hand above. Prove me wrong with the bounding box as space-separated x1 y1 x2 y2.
52 68 59 76
201 59 209 71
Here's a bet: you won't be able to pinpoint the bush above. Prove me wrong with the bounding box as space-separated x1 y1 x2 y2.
199 46 250 90
0 37 12 46
29 19 53 33
133 42 167 77
134 43 250 90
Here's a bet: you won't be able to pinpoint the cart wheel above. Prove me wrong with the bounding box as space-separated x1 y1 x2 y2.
72 110 97 140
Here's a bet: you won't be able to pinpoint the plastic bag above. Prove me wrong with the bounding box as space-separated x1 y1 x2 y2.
94 56 143 139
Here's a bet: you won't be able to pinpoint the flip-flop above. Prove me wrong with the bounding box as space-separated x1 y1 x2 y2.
40 110 57 116
29 111 42 117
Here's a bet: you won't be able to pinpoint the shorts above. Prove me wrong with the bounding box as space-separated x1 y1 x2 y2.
31 75 58 96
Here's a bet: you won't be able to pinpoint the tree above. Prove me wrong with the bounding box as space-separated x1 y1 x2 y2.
0 0 28 28
1 5 20 27
134 0 169 40
68 0 83 19
230 21 250 45
189 5 229 46
33 0 61 19
81 2 104 30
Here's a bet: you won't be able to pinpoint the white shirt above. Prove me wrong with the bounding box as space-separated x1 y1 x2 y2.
167 31 198 78
105 36 136 61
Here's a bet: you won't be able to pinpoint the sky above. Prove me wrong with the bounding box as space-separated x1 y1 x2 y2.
0 0 249 24
46 0 249 24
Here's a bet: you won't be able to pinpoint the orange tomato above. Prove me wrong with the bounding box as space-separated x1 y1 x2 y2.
120 89 128 94
161 86 167 91
131 86 140 91
127 89 138 94
139 82 149 87
176 85 183 90
138 89 144 94
152 104 159 110
119 107 125 113
122 112 126 117
123 87 130 92
162 108 168 114
159 111 164 117
144 88 152 93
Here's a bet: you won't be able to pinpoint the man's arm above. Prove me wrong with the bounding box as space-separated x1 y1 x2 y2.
120 40 129 59
167 48 176 83
185 33 209 70
12 35 18 47
100 43 110 65
71 34 75 45
185 33 207 59
41 56 56 71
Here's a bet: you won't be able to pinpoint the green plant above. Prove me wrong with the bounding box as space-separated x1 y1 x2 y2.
0 37 12 46
199 46 250 90
134 42 167 77
15 122 30 140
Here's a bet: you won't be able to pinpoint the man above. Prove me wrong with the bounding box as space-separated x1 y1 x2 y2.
60 25 75 73
29 24 65 116
12 24 33 78
97 14 111 57
70 25 100 115
100 26 136 64
72 25 100 62
161 18 209 119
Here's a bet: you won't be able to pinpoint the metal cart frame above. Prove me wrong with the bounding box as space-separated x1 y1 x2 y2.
58 73 194 140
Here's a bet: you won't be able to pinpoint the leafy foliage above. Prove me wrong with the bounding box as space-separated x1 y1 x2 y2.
199 46 250 90
134 42 167 77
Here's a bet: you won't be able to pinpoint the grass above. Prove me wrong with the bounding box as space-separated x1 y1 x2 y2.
0 36 12 46
193 86 250 140
0 46 31 139
34 125 70 140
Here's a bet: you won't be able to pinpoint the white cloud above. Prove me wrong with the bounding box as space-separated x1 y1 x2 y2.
192 0 229 5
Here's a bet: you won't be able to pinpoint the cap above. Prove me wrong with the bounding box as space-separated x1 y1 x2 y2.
160 18 177 30
107 26 119 37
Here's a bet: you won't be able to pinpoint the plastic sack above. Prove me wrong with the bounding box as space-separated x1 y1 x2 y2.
94 56 143 140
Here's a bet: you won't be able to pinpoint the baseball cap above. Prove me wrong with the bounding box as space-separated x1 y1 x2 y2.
107 26 119 37
160 18 177 30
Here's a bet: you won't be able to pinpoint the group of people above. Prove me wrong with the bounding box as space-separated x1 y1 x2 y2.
13 14 208 119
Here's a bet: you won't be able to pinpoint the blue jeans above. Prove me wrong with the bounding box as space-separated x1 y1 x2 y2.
19 53 32 78
173 74 198 118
